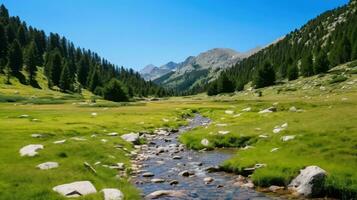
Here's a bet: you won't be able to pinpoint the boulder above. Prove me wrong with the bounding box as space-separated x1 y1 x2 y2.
151 178 165 183
53 181 97 197
142 172 155 177
102 188 124 200
179 170 194 177
259 107 277 114
145 190 186 199
289 106 297 112
281 135 295 142
200 138 209 147
169 180 179 185
37 162 59 170
288 166 327 197
121 133 139 144
19 144 44 157
204 177 214 184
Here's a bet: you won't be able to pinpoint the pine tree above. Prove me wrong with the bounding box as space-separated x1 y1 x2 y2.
0 23 7 67
253 61 276 88
103 79 129 102
24 41 38 83
59 61 72 92
301 53 314 77
0 4 9 24
217 73 235 93
77 56 89 87
207 81 218 96
17 26 27 46
7 40 23 74
287 64 299 81
88 68 100 92
314 51 329 74
45 50 62 86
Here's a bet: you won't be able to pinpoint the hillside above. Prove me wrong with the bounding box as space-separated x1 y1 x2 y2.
208 0 357 95
0 4 168 102
152 48 259 94
140 62 178 81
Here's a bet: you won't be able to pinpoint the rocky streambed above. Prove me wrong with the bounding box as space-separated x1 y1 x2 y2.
131 115 274 199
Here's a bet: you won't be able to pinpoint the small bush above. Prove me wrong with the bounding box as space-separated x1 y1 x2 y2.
329 75 348 84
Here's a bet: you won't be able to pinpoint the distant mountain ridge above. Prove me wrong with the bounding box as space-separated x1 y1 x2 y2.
143 47 261 93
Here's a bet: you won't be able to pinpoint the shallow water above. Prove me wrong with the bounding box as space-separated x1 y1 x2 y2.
134 115 274 199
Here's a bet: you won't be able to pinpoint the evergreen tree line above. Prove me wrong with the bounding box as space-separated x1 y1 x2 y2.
0 4 171 101
207 0 357 95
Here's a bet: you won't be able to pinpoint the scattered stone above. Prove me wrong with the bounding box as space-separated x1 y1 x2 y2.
217 184 224 188
216 123 227 127
241 182 255 189
31 134 42 138
273 127 283 133
53 181 97 197
288 166 327 197
242 107 251 112
233 113 241 117
204 177 214 184
94 161 101 165
19 114 29 118
121 133 139 144
259 107 277 114
37 162 59 170
173 156 182 160
145 190 186 199
53 139 66 144
269 185 285 193
289 106 297 112
71 137 87 141
162 118 169 122
102 188 124 200
258 135 268 138
281 123 288 128
281 135 296 142
91 112 97 117
270 148 279 152
205 166 220 173
101 139 108 143
179 170 194 177
151 178 165 183
142 172 155 177
84 162 97 174
169 180 179 185
254 163 267 169
218 130 230 135
19 144 43 157
107 132 118 136
200 138 209 147
225 110 234 115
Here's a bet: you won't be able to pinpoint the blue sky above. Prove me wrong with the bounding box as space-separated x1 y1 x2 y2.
0 0 349 70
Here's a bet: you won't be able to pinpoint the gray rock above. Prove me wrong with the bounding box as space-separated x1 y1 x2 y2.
19 144 44 157
101 188 124 200
151 178 165 183
259 107 277 114
281 135 296 142
169 180 179 185
288 166 327 197
179 170 194 177
145 190 186 199
53 139 66 144
204 177 214 184
269 185 284 193
142 172 155 177
173 156 182 160
31 134 42 138
200 138 209 147
37 162 59 170
53 181 97 197
121 133 139 143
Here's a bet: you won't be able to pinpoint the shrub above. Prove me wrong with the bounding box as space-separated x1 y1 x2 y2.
103 79 129 102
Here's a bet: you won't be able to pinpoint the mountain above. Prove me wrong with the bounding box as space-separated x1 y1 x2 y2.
140 62 179 81
152 47 260 93
207 0 357 95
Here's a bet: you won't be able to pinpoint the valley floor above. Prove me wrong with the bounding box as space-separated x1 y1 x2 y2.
0 64 356 199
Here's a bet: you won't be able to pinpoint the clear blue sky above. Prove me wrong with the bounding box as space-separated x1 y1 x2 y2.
0 0 349 70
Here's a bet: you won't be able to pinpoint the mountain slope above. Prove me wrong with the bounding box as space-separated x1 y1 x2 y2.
153 48 260 93
209 0 357 94
140 62 179 81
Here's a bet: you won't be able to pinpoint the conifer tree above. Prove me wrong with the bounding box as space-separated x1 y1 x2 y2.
45 50 62 86
77 56 89 87
17 26 26 46
24 41 38 83
301 53 314 77
7 40 23 74
253 61 276 88
314 51 329 74
207 81 218 96
103 79 129 102
88 68 100 92
217 73 235 93
59 61 72 92
287 64 299 81
0 23 7 67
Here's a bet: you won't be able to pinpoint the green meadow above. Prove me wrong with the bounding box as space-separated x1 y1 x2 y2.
0 63 356 199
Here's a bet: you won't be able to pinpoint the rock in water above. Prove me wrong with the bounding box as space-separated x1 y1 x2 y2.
53 181 97 197
288 166 327 197
37 162 59 170
145 190 186 199
102 188 124 200
142 172 155 177
121 133 139 144
19 144 44 157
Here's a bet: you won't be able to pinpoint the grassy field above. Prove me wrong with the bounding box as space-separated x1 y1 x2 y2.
0 63 356 199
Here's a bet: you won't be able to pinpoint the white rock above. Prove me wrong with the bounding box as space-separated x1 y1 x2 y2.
53 139 66 144
281 135 295 142
121 133 139 143
201 138 209 147
151 178 165 183
162 118 169 122
71 137 87 141
216 123 227 127
242 107 251 112
31 134 42 138
102 188 124 200
218 131 230 135
91 112 97 117
101 139 108 143
289 106 297 112
281 123 288 128
19 144 43 157
37 162 59 170
259 107 277 114
204 177 214 184
107 132 118 136
19 114 29 118
225 110 234 114
53 181 97 197
273 127 283 134
270 148 279 152
289 166 327 197
259 135 268 138
145 190 186 199
233 113 241 117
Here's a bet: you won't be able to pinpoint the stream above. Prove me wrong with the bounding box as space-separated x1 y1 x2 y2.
133 114 274 199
